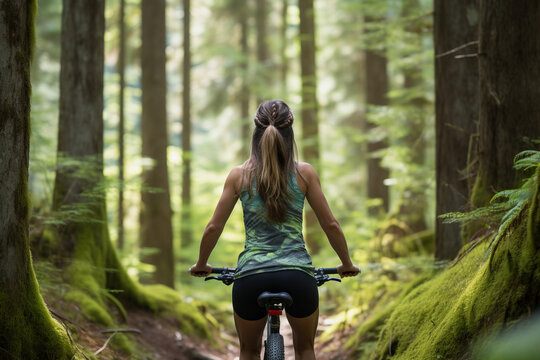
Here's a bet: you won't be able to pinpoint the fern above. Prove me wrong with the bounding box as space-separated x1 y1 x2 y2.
440 149 540 263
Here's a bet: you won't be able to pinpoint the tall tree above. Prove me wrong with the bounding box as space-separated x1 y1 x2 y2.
394 0 428 233
117 0 126 250
434 0 479 259
473 0 540 207
181 0 193 249
280 0 289 94
299 0 322 254
365 17 390 217
239 1 251 161
140 0 175 287
255 0 273 102
0 1 73 357
51 0 144 308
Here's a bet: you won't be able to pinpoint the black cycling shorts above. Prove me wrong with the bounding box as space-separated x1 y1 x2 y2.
232 270 319 321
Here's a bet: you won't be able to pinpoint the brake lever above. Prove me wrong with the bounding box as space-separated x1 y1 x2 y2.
205 276 219 282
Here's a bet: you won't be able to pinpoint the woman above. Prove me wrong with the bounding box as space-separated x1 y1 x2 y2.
190 100 359 360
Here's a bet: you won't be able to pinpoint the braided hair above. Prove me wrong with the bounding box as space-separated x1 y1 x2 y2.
242 100 298 222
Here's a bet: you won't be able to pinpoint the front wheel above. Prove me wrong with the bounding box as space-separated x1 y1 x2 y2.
264 333 285 360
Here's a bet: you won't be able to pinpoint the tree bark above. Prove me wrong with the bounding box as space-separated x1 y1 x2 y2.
51 0 145 307
141 0 175 287
365 17 390 217
181 0 193 249
0 1 73 357
299 0 322 254
474 0 540 206
434 0 479 259
53 0 107 242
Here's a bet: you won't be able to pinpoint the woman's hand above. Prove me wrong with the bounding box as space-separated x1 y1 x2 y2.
337 263 360 278
189 263 213 277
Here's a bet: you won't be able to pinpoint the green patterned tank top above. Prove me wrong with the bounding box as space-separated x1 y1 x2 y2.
234 172 315 279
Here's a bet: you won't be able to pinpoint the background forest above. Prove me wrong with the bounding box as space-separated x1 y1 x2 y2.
1 0 540 359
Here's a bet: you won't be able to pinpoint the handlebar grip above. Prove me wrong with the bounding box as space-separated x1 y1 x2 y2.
319 268 339 274
211 267 236 274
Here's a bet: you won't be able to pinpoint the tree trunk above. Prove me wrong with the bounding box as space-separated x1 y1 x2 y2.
434 0 479 259
395 0 428 233
51 0 145 312
239 1 251 161
118 0 126 250
365 17 390 217
280 0 288 94
0 1 73 357
474 0 540 206
140 0 175 287
299 0 322 254
181 0 193 249
256 0 271 103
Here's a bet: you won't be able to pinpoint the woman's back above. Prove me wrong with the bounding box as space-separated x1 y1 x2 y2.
235 170 315 279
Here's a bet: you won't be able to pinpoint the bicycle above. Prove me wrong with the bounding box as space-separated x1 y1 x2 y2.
203 267 348 360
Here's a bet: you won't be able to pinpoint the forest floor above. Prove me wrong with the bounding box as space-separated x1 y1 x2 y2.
48 298 355 360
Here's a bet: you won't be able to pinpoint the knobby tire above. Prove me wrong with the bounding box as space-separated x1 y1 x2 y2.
264 333 285 360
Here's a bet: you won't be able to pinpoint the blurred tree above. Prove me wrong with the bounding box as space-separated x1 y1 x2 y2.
473 0 540 207
140 0 175 287
256 0 271 103
299 0 322 254
239 1 252 161
47 0 150 334
52 0 108 250
0 1 73 357
365 15 390 217
434 0 478 259
117 0 126 250
181 0 193 249
394 0 428 233
280 0 289 94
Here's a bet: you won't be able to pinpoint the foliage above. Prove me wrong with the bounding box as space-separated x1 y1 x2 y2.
356 161 540 359
440 150 540 263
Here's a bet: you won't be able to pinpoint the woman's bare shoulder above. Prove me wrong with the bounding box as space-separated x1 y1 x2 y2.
296 162 317 179
226 165 246 192
227 166 244 181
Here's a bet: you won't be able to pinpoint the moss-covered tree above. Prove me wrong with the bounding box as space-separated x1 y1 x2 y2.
140 0 175 287
0 1 73 358
434 0 479 259
48 0 209 349
52 0 145 309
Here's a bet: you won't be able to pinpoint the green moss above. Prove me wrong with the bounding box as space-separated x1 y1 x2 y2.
141 284 212 339
0 271 74 359
367 170 540 360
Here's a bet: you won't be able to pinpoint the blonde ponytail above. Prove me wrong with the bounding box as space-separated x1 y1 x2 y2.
243 100 297 223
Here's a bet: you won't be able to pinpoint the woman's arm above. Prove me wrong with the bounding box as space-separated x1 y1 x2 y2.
298 163 359 277
190 167 242 276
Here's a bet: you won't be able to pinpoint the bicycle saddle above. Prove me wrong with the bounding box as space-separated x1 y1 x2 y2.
257 292 293 308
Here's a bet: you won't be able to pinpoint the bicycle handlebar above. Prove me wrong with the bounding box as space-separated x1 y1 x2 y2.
200 267 356 286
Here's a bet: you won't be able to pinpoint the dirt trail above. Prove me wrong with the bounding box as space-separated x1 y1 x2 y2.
61 304 352 359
